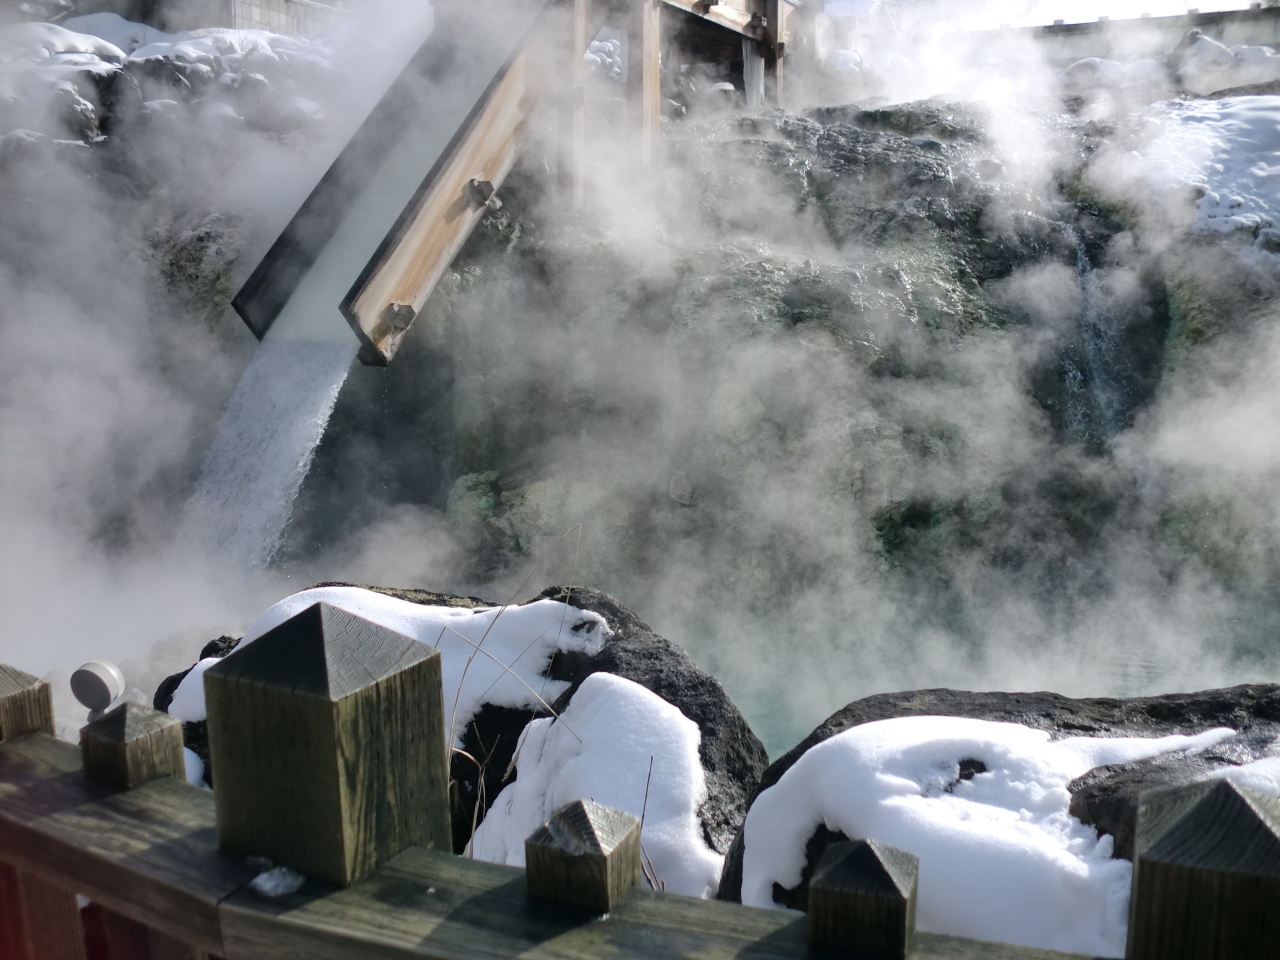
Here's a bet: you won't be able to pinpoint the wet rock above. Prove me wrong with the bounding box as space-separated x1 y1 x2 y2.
717 684 1280 903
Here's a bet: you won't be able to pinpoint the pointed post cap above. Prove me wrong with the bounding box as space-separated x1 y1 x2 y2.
1139 778 1280 874
808 839 919 957
526 799 642 914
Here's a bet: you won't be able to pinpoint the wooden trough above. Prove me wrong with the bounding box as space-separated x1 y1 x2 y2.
3 606 1280 959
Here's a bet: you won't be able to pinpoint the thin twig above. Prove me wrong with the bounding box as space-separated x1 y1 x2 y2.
638 756 663 892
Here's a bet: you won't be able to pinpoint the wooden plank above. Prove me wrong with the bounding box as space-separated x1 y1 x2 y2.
339 47 534 366
219 846 1094 960
0 861 86 960
627 0 662 166
763 0 782 104
570 0 585 210
808 840 917 956
205 603 450 887
660 0 764 40
0 733 255 956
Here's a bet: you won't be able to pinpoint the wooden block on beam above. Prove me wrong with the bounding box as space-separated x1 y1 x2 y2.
205 602 450 887
0 861 86 960
807 839 918 958
1127 778 1280 960
525 798 641 914
0 664 54 742
81 703 186 792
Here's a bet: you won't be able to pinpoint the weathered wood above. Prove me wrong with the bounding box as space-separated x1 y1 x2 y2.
524 799 640 914
101 909 208 960
0 733 256 956
205 603 450 888
808 839 918 958
218 845 1091 960
0 861 86 960
763 0 783 104
570 0 586 210
0 665 54 742
81 702 186 792
627 0 662 165
1127 778 1280 960
659 0 764 40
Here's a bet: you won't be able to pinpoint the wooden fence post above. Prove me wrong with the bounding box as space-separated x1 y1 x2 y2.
1127 778 1280 960
204 602 450 887
0 664 86 960
80 701 206 960
525 798 641 914
764 0 784 105
807 839 918 959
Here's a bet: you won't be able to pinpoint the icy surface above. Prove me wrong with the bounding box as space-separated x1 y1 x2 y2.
739 716 1235 957
168 585 611 747
472 672 725 899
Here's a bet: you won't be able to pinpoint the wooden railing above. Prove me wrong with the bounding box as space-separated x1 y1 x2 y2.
0 605 1276 960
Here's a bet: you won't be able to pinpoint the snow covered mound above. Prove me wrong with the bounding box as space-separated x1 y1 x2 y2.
738 716 1233 957
0 13 331 141
473 672 725 899
169 584 611 747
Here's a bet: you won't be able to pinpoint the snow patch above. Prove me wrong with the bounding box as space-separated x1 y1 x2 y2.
739 716 1234 957
472 672 724 899
168 585 611 748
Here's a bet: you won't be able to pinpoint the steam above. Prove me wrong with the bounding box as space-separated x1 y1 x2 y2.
5 0 1280 756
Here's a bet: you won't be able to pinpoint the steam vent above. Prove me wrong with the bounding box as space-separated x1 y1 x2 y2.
11 0 1280 957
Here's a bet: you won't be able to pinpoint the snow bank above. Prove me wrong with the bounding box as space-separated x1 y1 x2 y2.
739 716 1235 957
472 672 724 899
168 585 611 748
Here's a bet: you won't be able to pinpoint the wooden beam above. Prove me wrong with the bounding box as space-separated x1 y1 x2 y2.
0 733 255 957
763 0 783 105
0 862 86 960
628 0 662 165
807 839 918 957
339 48 535 366
205 603 450 887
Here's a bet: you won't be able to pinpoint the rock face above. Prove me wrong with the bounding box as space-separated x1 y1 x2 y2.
154 584 768 857
716 684 1280 904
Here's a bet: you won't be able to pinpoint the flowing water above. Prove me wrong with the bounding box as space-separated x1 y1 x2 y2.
178 338 357 569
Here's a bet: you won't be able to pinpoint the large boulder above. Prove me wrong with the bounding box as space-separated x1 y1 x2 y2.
716 684 1280 904
154 583 768 858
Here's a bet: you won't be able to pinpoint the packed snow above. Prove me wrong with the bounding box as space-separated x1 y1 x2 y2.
472 672 725 899
167 585 611 748
739 716 1235 957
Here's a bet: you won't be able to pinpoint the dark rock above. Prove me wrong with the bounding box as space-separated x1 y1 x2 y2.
717 684 1280 904
154 583 767 856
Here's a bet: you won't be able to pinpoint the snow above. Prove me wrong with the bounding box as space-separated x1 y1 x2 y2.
1210 754 1280 797
183 746 205 785
167 585 611 748
472 672 725 899
739 716 1235 957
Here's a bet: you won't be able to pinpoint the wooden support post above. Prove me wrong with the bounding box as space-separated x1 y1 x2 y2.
1127 778 1280 960
570 0 586 208
525 798 641 914
807 839 918 959
0 665 85 960
205 602 450 887
628 0 661 165
81 701 195 960
81 702 185 792
764 0 784 105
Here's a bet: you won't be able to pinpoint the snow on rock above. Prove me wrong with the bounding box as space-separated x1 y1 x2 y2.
738 716 1234 957
472 672 725 899
168 585 611 746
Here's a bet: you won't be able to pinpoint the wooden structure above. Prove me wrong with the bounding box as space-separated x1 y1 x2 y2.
6 599 1222 960
1127 777 1280 960
524 798 641 913
808 839 918 958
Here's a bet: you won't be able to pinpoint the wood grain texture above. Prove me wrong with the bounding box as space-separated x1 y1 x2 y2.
525 800 640 914
1127 778 1280 960
627 0 662 165
205 603 450 887
0 665 54 742
340 46 533 366
101 909 207 960
0 733 256 955
0 861 86 960
81 703 186 792
219 846 1095 960
807 839 918 957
